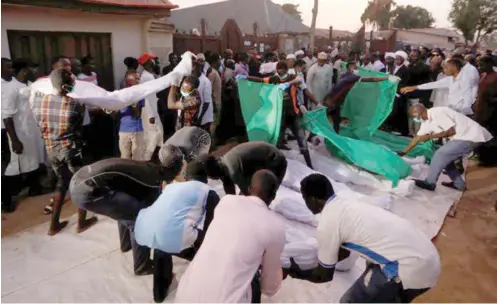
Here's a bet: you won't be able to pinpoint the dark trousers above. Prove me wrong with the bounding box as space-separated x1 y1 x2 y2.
70 180 155 273
251 271 262 303
340 263 429 303
118 221 152 274
278 114 308 149
48 146 87 229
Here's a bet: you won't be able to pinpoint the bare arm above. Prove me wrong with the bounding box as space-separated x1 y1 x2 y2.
361 76 389 82
247 76 265 83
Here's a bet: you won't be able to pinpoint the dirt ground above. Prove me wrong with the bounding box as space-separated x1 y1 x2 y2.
2 159 496 302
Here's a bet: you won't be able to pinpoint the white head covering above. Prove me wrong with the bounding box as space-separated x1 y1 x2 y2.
196 53 205 61
385 52 395 60
286 54 297 60
318 52 328 60
395 51 408 61
295 50 305 57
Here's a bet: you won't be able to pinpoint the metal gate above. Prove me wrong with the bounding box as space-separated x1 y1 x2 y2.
7 30 115 90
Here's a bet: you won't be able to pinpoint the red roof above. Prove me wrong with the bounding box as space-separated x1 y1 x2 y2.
80 0 178 9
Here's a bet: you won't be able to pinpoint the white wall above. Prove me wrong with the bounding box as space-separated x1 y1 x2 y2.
1 5 147 88
397 30 454 49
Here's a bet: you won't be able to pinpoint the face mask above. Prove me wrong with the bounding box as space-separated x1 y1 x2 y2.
62 84 74 93
413 117 424 123
279 73 289 80
218 65 224 73
180 89 191 98
353 70 360 75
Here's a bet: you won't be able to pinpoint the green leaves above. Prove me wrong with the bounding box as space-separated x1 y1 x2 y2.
390 5 435 29
449 0 497 44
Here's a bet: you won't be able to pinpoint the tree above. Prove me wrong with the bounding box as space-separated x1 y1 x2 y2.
281 3 303 22
391 5 435 29
449 0 497 45
360 0 395 30
309 0 319 51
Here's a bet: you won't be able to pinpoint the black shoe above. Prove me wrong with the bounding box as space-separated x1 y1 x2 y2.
441 182 466 191
135 263 154 276
414 180 436 191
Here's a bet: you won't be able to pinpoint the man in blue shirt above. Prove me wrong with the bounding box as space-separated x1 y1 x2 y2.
134 180 220 303
119 71 145 160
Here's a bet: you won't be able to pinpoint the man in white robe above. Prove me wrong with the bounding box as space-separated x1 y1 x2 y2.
138 53 164 161
2 60 45 211
306 52 333 107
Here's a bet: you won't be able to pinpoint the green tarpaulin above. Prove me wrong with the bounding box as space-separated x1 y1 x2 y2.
237 72 436 186
237 80 282 145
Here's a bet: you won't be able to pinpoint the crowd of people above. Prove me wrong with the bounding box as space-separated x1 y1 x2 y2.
1 43 496 302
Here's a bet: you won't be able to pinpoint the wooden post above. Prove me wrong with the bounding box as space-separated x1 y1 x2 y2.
309 0 318 51
200 18 206 53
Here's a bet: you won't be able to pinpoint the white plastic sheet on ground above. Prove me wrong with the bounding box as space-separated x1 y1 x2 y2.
1 144 463 303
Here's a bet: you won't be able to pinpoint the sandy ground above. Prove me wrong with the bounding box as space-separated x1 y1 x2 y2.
2 159 496 302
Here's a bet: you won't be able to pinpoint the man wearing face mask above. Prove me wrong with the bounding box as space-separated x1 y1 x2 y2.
237 61 313 168
322 62 395 133
397 104 492 191
31 69 98 236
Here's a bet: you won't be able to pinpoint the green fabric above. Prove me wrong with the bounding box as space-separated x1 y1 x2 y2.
237 79 282 145
339 64 398 136
302 108 411 186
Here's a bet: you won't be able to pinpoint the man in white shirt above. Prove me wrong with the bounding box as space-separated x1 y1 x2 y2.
306 52 333 106
175 170 285 303
372 53 386 72
398 104 492 191
456 53 480 108
193 61 214 133
138 53 163 161
287 173 440 303
401 58 475 115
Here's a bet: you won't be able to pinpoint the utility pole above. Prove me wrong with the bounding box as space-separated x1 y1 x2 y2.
309 0 319 51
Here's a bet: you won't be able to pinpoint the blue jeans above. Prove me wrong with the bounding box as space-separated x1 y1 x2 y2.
340 263 428 303
426 140 480 189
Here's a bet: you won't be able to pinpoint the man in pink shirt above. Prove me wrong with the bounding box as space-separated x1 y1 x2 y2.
175 170 286 303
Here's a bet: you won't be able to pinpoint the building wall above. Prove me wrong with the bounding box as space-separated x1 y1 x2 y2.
1 5 172 87
396 30 454 49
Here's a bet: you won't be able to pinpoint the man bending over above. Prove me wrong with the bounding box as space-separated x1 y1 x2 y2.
70 144 185 276
175 170 286 303
186 141 287 195
286 174 441 303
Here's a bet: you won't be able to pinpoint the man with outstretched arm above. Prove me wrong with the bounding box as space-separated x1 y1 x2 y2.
397 104 492 191
287 173 441 303
322 61 399 133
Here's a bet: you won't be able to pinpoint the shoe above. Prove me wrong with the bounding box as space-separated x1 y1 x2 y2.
441 182 466 191
414 180 436 191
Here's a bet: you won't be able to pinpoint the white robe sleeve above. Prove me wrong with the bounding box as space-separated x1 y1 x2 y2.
66 52 194 111
2 84 19 119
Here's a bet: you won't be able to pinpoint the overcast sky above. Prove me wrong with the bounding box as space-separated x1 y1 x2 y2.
171 0 452 32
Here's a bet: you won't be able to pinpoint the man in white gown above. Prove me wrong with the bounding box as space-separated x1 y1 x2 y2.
2 59 45 210
306 52 333 107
